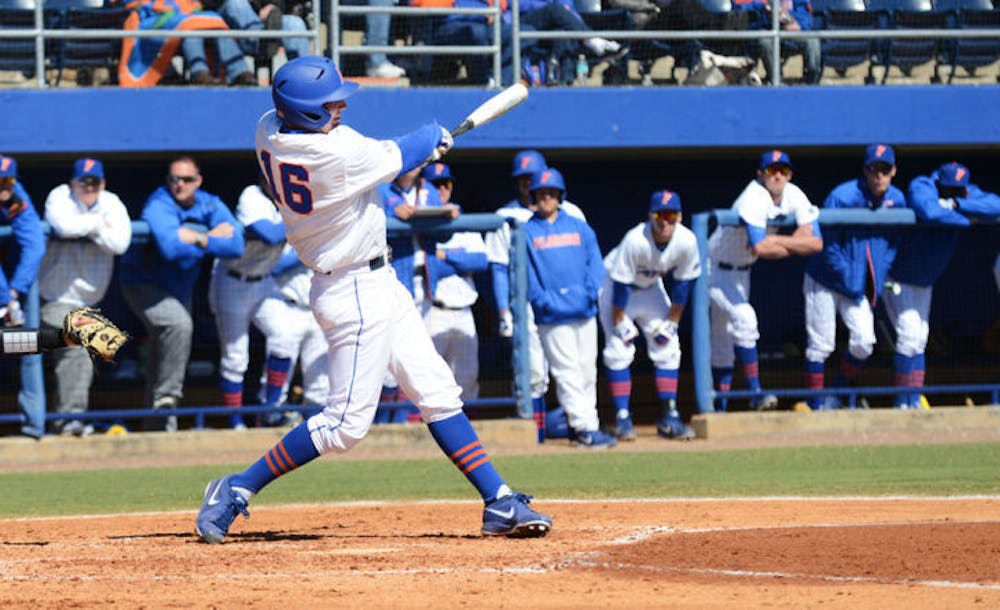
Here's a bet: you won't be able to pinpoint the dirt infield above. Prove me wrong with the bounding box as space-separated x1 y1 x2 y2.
2 497 998 608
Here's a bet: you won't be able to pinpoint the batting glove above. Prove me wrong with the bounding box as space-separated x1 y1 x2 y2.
438 126 454 152
653 319 678 346
3 299 24 327
613 317 639 345
498 310 514 338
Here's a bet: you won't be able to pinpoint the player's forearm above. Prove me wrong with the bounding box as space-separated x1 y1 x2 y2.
779 234 823 256
752 237 791 259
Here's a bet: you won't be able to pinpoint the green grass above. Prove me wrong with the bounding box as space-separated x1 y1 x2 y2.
2 443 998 518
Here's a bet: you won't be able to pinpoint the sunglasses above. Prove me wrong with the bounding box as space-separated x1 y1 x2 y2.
764 165 792 177
0 177 14 187
866 163 893 175
653 210 679 223
168 174 199 185
77 176 101 188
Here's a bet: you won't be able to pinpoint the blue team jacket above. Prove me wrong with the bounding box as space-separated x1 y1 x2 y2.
524 209 605 325
805 177 906 302
121 186 244 304
890 175 1000 287
380 179 443 297
0 182 45 299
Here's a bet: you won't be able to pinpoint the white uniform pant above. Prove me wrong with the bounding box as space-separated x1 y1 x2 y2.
255 296 329 405
803 274 876 363
597 278 680 371
306 264 463 455
526 305 550 399
882 278 931 357
421 302 479 400
708 266 758 368
208 268 279 384
538 317 599 433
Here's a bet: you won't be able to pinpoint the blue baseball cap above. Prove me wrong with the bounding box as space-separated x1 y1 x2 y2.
936 162 970 188
649 190 681 213
512 150 546 178
864 144 895 167
529 167 566 194
72 157 104 181
0 155 17 178
421 162 453 183
760 149 792 171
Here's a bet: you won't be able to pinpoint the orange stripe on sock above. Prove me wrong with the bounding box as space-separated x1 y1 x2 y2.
269 448 289 474
449 441 480 462
461 456 490 474
455 447 486 468
276 441 298 470
264 452 282 477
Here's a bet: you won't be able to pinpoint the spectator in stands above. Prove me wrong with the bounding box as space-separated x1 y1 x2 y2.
420 162 489 400
417 0 623 85
708 150 822 411
599 190 701 442
121 156 244 432
254 243 327 426
483 150 586 421
116 0 258 86
885 162 1000 409
334 0 408 78
207 0 311 63
802 145 905 411
39 158 132 437
733 0 822 84
523 168 614 448
0 155 46 439
207 174 286 430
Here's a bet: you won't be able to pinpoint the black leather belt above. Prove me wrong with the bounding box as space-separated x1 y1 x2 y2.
432 300 464 310
369 254 387 271
718 262 752 271
227 269 266 282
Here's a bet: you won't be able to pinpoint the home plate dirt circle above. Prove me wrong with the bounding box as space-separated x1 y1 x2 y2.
1 498 998 608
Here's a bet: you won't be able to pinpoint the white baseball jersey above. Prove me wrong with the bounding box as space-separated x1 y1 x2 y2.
256 110 464 455
223 184 286 277
605 221 701 287
39 184 132 306
484 198 586 266
431 231 486 309
708 179 818 267
255 110 399 275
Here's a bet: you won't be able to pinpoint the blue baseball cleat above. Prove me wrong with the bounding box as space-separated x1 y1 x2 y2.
657 411 694 440
615 413 637 442
481 491 552 538
750 392 779 411
195 475 250 544
575 429 618 449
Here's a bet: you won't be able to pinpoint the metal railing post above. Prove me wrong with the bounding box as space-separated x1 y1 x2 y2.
769 0 782 86
511 0 521 87
691 212 714 414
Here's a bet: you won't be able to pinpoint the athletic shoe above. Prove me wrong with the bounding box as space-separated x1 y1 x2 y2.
574 429 618 449
615 414 636 442
657 412 694 440
819 395 842 411
481 491 552 538
366 61 406 79
195 475 250 544
750 393 779 411
230 414 247 430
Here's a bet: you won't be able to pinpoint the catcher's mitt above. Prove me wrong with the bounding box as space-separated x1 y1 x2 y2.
63 307 129 363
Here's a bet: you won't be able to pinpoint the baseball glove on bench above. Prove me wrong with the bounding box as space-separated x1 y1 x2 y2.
64 307 129 363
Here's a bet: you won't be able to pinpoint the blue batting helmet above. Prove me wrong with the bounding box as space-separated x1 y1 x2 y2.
422 162 453 183
272 56 359 131
511 150 546 178
529 167 566 195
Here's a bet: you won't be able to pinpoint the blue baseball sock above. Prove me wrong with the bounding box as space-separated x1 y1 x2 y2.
712 366 734 412
806 360 825 410
428 413 506 503
735 346 762 393
654 367 679 401
893 353 914 407
231 421 319 493
264 355 293 406
606 367 632 416
834 352 866 387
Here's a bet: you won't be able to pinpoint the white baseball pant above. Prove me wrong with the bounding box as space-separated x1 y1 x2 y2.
207 268 280 384
597 278 680 371
882 279 931 357
255 296 329 405
537 317 599 433
708 266 759 368
305 263 463 455
421 303 480 400
802 274 876 362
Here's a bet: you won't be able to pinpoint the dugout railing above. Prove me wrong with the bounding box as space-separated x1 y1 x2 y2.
3 0 1000 87
689 207 1000 414
0 213 533 436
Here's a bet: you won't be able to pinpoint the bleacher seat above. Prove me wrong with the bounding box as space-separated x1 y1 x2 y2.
869 0 950 83
579 8 632 84
55 6 129 86
695 0 752 60
935 0 1000 82
0 4 60 81
812 0 882 82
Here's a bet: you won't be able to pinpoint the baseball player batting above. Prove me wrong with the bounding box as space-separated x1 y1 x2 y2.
483 150 586 421
708 150 822 411
196 55 551 543
599 190 701 441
